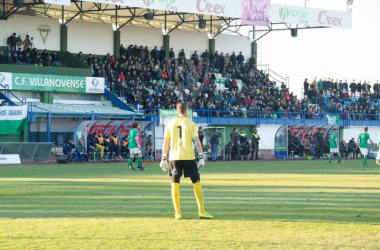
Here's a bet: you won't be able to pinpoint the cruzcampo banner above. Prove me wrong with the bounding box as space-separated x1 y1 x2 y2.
159 109 193 125
0 105 28 134
0 72 105 94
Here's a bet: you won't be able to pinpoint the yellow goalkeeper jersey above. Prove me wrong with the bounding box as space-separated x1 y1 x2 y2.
165 117 198 161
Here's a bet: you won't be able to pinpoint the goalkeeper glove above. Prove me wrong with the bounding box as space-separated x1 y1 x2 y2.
197 154 205 170
160 156 168 172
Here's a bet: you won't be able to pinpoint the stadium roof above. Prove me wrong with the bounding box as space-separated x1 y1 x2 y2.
29 102 143 117
3 0 240 37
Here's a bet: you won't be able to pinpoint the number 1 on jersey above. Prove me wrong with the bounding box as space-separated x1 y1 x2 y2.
177 126 182 138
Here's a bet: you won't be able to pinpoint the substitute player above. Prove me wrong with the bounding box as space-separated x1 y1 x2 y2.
329 129 341 164
357 127 375 168
159 103 213 220
128 122 145 171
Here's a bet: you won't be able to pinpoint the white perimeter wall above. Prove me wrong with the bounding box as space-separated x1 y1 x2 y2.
216 34 251 63
1 15 251 60
0 15 60 50
67 20 113 55
343 127 380 143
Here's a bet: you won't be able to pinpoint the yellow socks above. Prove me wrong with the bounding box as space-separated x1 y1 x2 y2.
193 182 205 213
171 183 180 215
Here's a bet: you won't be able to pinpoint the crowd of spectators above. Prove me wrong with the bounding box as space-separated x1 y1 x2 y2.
80 43 380 121
304 78 380 120
0 33 61 67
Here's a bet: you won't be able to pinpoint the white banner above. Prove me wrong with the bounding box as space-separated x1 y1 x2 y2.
44 0 71 6
82 0 240 18
0 155 21 164
271 4 352 29
41 0 352 29
0 105 27 121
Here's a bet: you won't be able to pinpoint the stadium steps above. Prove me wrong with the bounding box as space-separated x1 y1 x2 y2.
104 88 135 112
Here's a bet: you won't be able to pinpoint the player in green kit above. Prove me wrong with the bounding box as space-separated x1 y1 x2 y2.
128 121 145 171
329 129 341 164
357 127 375 168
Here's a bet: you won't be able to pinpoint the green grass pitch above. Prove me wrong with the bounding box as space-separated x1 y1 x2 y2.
0 160 380 250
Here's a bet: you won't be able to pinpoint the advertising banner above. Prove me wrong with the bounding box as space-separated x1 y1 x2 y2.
44 0 71 6
80 0 240 18
40 0 352 29
271 4 352 29
0 154 21 164
0 105 28 134
0 72 105 94
159 109 193 125
241 0 271 27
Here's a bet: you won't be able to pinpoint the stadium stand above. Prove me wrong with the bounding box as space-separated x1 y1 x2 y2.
2 31 380 122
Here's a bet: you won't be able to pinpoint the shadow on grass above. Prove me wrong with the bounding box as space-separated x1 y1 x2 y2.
1 179 380 224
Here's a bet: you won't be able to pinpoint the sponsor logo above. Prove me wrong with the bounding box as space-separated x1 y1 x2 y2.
279 6 289 20
279 6 308 21
92 78 99 88
142 0 154 6
318 11 342 26
159 0 178 11
196 0 226 15
0 157 7 161
0 73 5 85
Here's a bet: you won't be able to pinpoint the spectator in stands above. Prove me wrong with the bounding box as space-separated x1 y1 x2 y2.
191 50 199 66
230 52 237 67
201 49 209 62
178 49 186 66
0 51 5 64
63 139 76 163
304 78 309 96
77 51 83 61
237 52 245 68
159 46 166 62
7 33 17 49
357 81 362 96
51 51 60 67
5 52 12 64
151 46 159 62
350 80 356 97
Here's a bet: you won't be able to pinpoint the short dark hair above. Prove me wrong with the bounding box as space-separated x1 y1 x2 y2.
177 102 188 115
132 121 139 128
199 126 202 130
364 127 368 132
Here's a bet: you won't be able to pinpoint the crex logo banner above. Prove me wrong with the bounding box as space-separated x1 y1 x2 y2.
272 4 352 29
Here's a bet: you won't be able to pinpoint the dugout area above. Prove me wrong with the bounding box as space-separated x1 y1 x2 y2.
275 124 339 159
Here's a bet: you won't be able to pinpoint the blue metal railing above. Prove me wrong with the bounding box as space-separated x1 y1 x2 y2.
104 88 135 112
0 83 26 106
140 108 379 127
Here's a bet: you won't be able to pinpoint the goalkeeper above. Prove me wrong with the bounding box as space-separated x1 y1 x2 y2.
159 102 213 220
